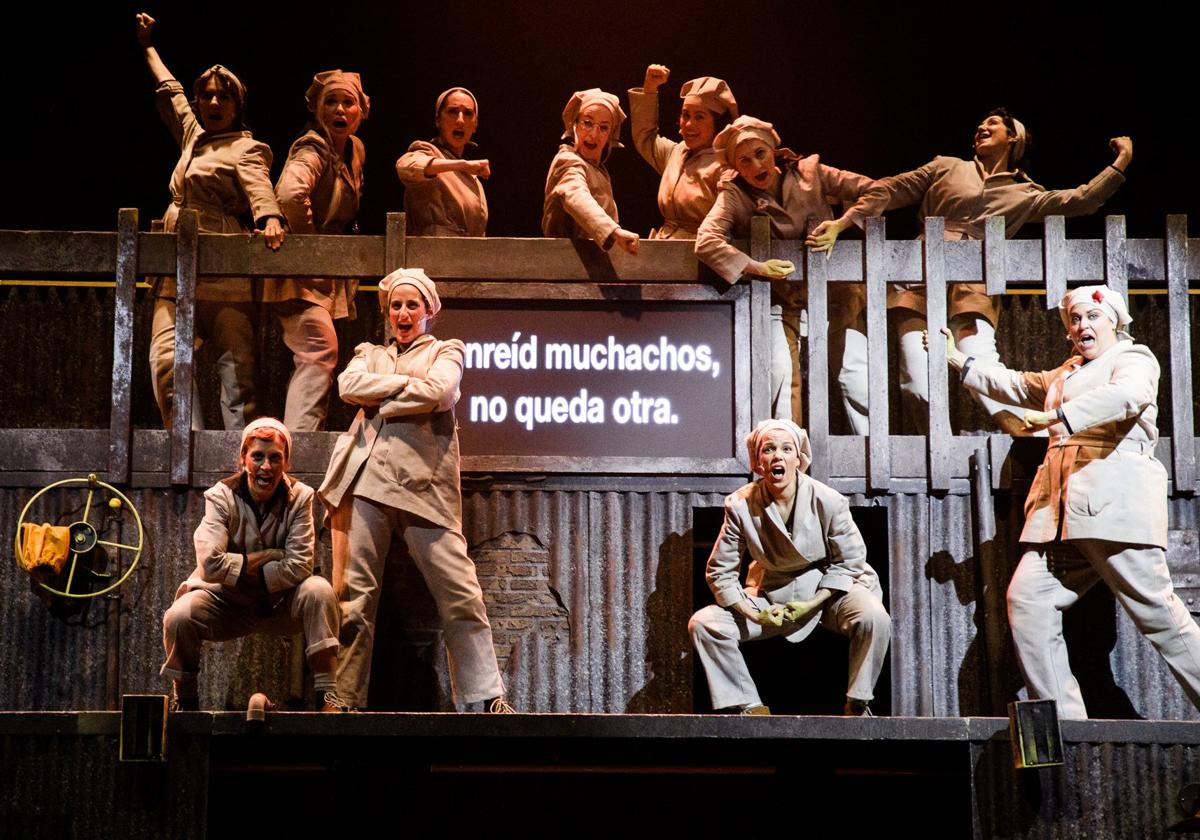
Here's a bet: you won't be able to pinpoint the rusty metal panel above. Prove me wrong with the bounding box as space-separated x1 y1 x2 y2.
462 489 589 712
886 493 933 716
0 715 210 838
0 488 114 710
971 736 1198 839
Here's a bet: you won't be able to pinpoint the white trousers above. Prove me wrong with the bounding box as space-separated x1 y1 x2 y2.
689 583 891 710
1008 539 1200 719
893 309 1027 434
771 306 869 433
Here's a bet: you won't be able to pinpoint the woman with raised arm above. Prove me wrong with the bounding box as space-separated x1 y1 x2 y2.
627 64 737 239
396 88 489 237
884 108 1132 433
932 286 1200 719
695 116 888 427
542 88 640 255
318 268 511 713
267 70 369 431
135 12 285 430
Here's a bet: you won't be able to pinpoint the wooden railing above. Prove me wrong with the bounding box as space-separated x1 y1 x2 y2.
0 210 1195 493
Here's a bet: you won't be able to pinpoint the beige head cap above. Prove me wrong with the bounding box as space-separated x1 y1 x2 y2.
561 89 627 149
679 76 738 118
713 115 780 167
305 70 370 119
378 267 441 316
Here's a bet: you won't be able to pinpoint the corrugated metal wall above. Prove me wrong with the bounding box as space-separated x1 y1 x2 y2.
2 486 724 713
972 737 1200 838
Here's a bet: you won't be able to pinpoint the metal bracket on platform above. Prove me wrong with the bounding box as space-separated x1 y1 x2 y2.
119 694 168 762
1008 699 1064 769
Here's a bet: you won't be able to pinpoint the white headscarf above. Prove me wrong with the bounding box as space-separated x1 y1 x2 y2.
744 419 812 476
1059 285 1133 341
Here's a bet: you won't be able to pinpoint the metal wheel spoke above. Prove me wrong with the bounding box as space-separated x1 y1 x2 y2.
63 553 81 594
98 539 141 552
81 489 95 524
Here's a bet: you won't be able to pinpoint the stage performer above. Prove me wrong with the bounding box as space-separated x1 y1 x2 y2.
318 268 512 713
396 88 489 237
542 89 641 255
136 12 285 430
161 418 342 711
628 64 737 239
884 108 1132 433
932 285 1200 719
695 116 888 427
690 420 891 716
266 70 368 432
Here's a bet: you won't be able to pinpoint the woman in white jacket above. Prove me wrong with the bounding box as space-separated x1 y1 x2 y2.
935 285 1200 719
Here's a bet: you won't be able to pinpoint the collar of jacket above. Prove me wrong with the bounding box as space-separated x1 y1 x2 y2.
388 332 436 355
431 137 479 160
752 474 815 542
971 156 1030 183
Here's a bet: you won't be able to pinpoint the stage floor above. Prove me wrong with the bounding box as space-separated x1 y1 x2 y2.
4 711 1200 838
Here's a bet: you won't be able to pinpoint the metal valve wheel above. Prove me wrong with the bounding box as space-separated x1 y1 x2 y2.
13 473 145 598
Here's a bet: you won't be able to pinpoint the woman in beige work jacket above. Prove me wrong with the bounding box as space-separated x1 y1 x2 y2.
885 107 1132 433
318 268 510 712
135 13 285 431
267 70 369 431
628 65 737 239
695 116 889 428
542 88 641 254
396 88 489 237
936 285 1200 719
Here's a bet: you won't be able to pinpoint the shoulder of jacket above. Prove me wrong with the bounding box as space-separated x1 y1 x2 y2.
287 478 316 506
405 139 440 156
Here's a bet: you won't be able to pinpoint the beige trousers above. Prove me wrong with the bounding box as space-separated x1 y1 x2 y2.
160 576 338 680
271 300 338 432
149 297 257 430
333 496 505 708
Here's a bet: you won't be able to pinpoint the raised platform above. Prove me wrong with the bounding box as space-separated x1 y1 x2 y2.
4 711 1199 838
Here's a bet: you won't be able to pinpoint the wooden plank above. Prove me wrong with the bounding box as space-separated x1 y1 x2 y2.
196 233 382 278
864 217 891 492
386 212 406 274
983 216 1007 296
749 217 772 426
1166 215 1195 493
1104 216 1128 299
731 291 754 472
1043 215 1067 309
435 282 728 302
408 236 702 283
924 217 951 492
0 231 117 274
805 249 831 483
107 209 137 484
170 210 198 486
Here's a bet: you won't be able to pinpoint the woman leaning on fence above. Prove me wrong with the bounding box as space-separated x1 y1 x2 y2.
883 108 1132 434
266 70 369 432
136 12 285 431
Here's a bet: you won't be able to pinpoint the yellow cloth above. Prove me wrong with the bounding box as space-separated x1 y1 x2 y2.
18 523 71 574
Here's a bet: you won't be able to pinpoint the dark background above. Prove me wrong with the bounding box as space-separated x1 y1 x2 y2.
1 1 1192 240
